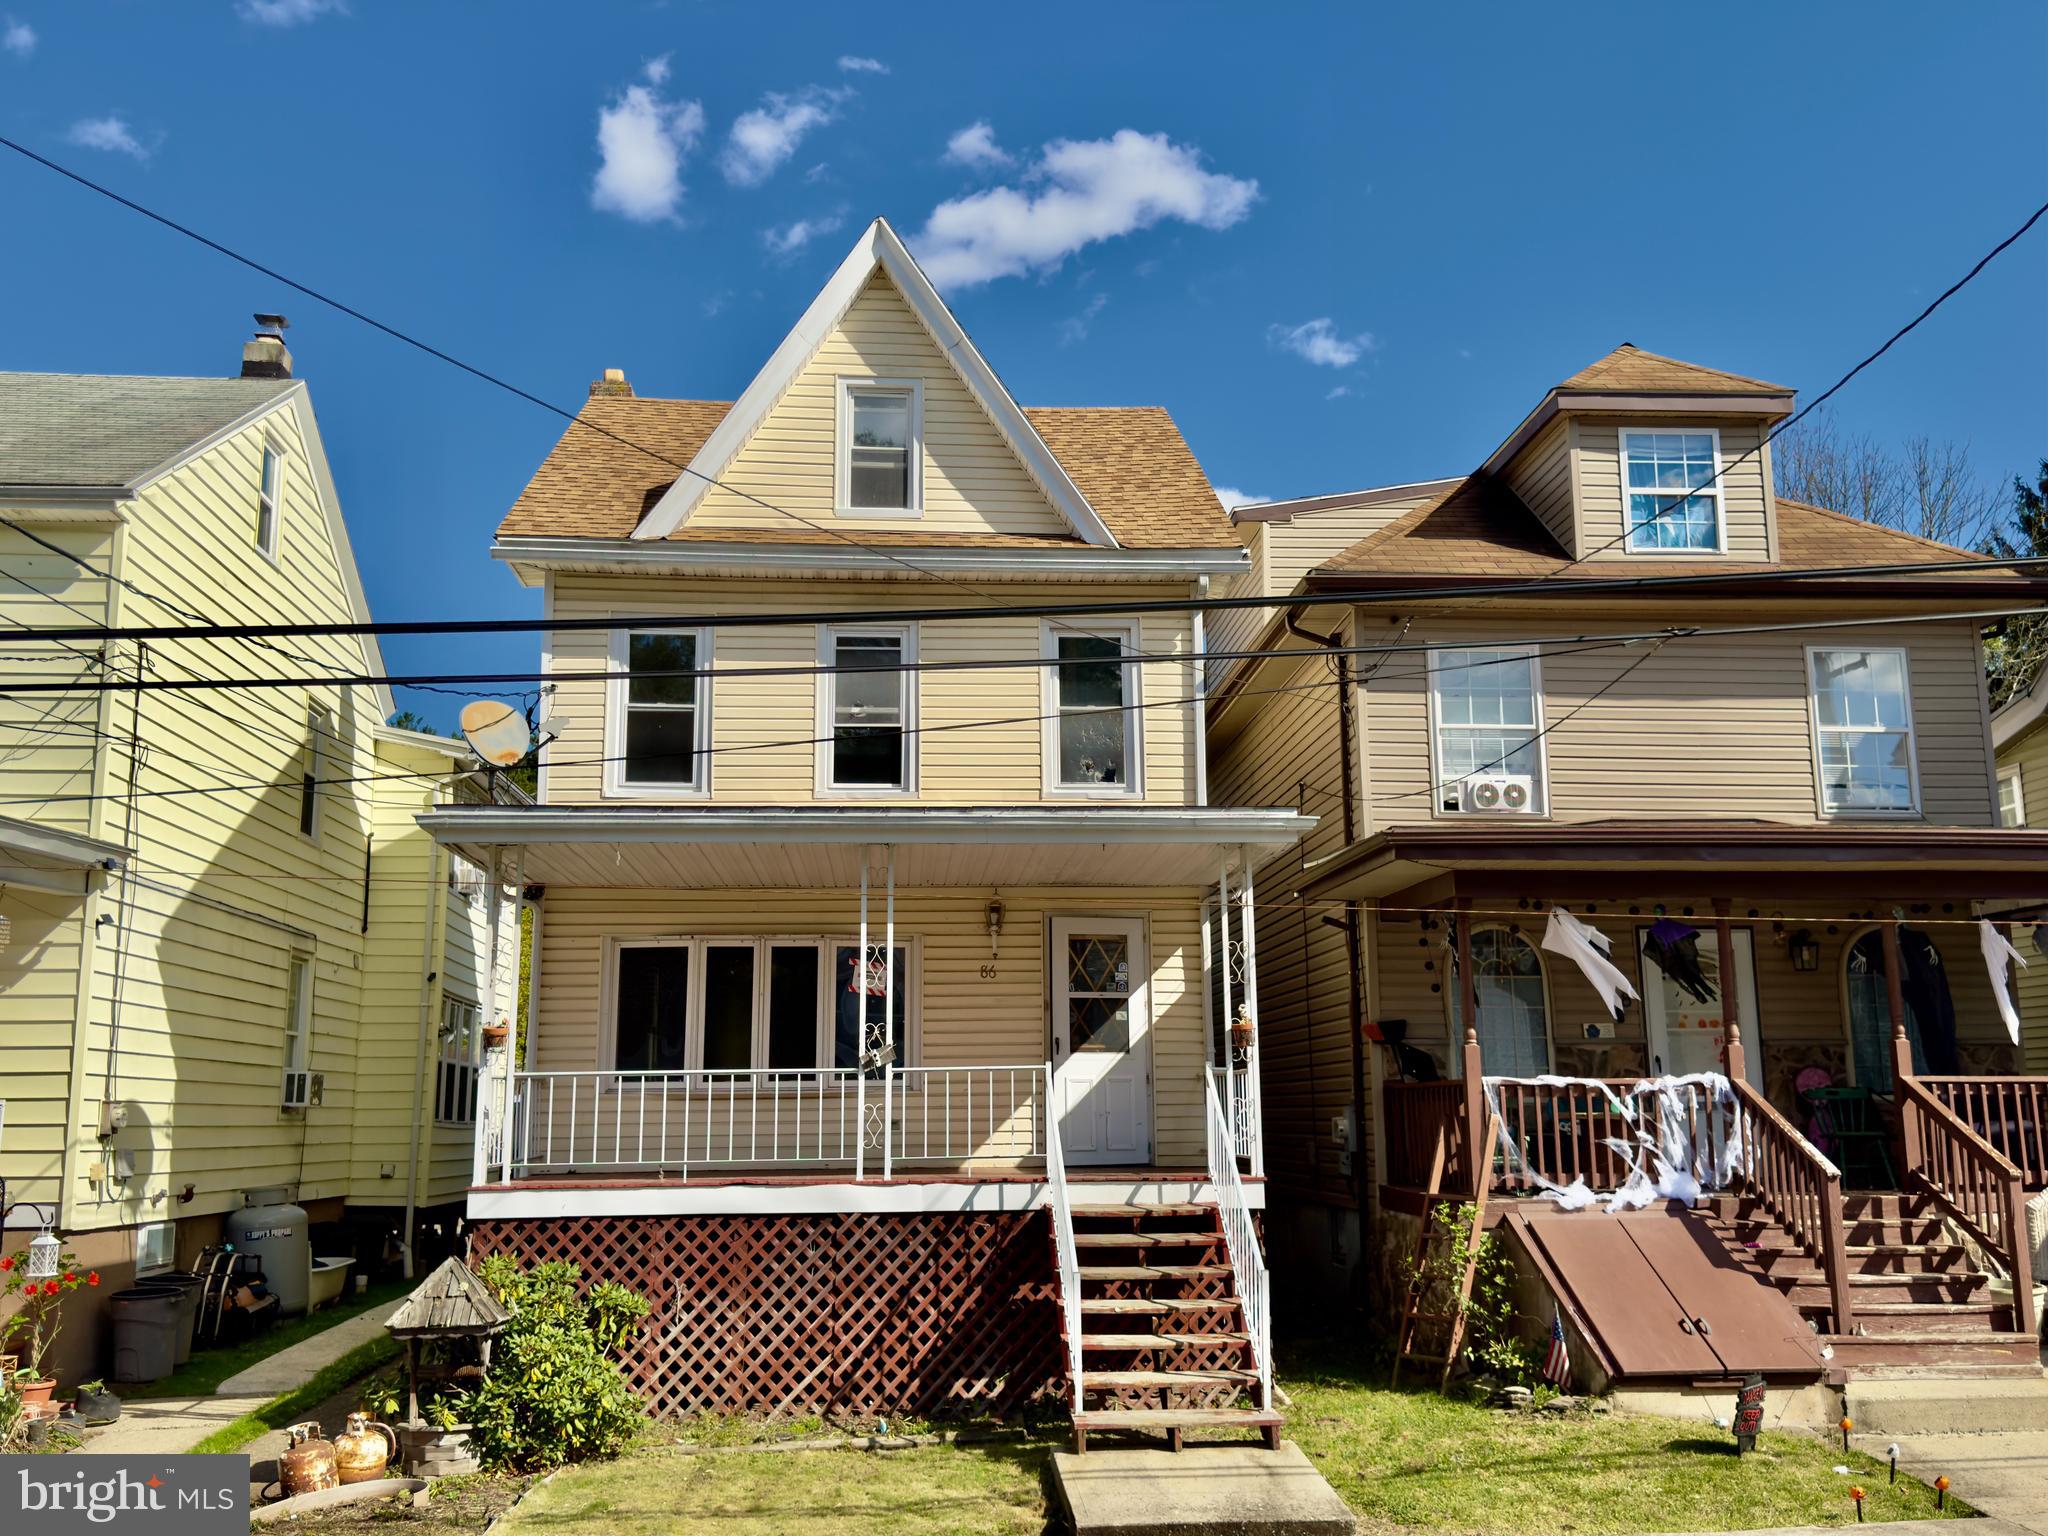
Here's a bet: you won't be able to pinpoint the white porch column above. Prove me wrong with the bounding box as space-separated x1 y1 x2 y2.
855 849 871 1180
492 847 519 1185
1238 845 1264 1178
1216 855 1236 1057
882 844 896 1181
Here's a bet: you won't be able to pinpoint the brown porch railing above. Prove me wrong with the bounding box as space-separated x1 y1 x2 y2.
1730 1078 1855 1336
1897 1073 2040 1337
1918 1077 2048 1190
1382 1080 1472 1195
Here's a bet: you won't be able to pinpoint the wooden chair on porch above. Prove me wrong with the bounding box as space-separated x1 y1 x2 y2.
1800 1085 1895 1190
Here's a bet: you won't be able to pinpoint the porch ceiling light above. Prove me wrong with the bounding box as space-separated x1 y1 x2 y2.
986 899 1005 958
26 1226 60 1280
1789 929 1821 972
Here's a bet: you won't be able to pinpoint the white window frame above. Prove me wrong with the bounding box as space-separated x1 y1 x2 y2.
1619 427 1726 556
1041 619 1145 799
281 953 313 1109
1998 764 2026 828
298 707 328 842
435 995 481 1124
1805 644 1922 818
815 624 919 796
599 934 920 1080
257 437 285 562
834 376 923 517
448 853 484 908
1442 923 1556 1079
603 626 713 799
1426 646 1551 818
135 1220 176 1276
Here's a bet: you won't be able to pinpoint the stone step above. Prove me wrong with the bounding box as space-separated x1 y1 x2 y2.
1845 1377 2048 1435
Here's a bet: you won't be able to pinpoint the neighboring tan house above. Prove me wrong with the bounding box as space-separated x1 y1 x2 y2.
0 332 516 1383
1208 345 2048 1388
424 219 1310 1446
1990 666 2048 1070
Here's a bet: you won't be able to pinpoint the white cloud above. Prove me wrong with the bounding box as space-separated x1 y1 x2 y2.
591 62 705 224
837 54 888 74
3 16 35 56
1213 487 1265 511
943 120 1012 170
1325 385 1352 401
66 115 151 160
762 211 845 259
237 0 346 24
912 129 1258 289
1268 317 1376 369
1056 292 1109 347
720 87 846 188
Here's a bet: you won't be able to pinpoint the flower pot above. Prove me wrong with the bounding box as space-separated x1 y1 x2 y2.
15 1377 56 1406
24 1417 50 1449
75 1388 122 1426
482 1024 510 1049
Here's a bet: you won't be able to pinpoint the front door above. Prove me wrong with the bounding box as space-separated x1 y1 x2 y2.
1638 925 1762 1089
1050 916 1151 1166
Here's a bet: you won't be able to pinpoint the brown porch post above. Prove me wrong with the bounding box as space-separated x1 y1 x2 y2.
1881 919 1922 1175
1456 897 1484 1195
1713 898 1745 1085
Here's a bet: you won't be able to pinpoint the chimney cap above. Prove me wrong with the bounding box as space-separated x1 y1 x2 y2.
588 368 634 399
254 313 290 336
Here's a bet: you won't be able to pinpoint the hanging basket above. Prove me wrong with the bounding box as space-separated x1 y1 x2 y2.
1229 1017 1256 1051
481 1024 510 1049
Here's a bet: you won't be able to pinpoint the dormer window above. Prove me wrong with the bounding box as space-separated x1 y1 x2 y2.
1623 430 1722 553
837 378 922 514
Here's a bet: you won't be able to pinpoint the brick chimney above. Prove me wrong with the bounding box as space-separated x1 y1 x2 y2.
241 314 292 379
589 367 633 398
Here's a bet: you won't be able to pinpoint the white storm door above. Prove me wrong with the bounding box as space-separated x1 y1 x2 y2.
1639 925 1762 1090
1050 917 1151 1167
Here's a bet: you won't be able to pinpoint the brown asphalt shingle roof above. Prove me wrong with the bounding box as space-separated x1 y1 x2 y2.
1561 344 1790 396
497 396 1241 549
1311 479 1997 580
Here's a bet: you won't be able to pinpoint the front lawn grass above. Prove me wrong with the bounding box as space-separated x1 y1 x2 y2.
1280 1339 1972 1533
121 1278 409 1400
187 1335 400 1455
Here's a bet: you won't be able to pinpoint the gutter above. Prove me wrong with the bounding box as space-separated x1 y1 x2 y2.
491 537 1251 584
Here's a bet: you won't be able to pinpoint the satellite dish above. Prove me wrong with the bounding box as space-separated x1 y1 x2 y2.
459 700 532 767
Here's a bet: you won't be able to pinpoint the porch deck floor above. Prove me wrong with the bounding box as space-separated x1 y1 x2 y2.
477 1164 1227 1191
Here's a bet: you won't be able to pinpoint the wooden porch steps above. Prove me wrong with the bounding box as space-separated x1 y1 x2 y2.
1058 1199 1275 1452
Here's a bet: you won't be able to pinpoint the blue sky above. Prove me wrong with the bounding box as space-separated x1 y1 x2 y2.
1 2 2044 725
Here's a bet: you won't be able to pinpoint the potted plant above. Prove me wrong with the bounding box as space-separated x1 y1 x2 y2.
73 1379 121 1426
1 1239 95 1403
481 1020 510 1049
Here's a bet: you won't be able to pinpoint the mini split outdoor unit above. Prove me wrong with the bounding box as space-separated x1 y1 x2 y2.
1456 773 1536 813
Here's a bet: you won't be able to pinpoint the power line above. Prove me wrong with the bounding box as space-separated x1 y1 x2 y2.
1 601 2039 697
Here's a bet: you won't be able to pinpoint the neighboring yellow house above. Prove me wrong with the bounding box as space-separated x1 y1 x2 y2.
1207 346 2048 1371
1991 666 2048 1069
0 330 516 1383
424 219 1309 1439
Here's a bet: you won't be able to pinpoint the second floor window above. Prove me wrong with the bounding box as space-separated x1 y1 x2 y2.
822 627 914 791
1045 621 1140 794
1809 646 1918 814
1430 648 1547 814
257 441 283 558
1623 430 1721 553
610 628 708 792
838 379 921 513
1999 766 2026 827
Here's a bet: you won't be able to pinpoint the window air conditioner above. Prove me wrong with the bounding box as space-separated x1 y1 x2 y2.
1457 773 1537 814
281 1069 311 1110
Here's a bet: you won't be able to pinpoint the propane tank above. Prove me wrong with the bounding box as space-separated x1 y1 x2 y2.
279 1422 339 1495
334 1413 398 1484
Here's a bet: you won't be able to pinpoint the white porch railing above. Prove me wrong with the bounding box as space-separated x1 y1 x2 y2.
1044 1062 1085 1418
1207 1066 1272 1412
488 1064 1046 1180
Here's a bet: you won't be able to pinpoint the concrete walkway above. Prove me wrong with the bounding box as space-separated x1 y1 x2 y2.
1051 1442 1356 1535
1855 1431 2048 1536
84 1301 400 1457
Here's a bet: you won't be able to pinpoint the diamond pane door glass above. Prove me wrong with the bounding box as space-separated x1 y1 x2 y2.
1066 932 1132 1053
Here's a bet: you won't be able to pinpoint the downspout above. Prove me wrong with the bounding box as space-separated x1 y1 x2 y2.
1190 576 1210 806
401 832 449 1280
1285 607 1372 1248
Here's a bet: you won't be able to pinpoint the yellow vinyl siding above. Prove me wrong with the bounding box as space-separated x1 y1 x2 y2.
1502 416 1574 553
0 520 120 838
527 885 1209 1164
2000 718 2048 1069
1206 642 1361 1203
0 887 94 1208
1361 612 1995 827
1572 416 1772 561
686 272 1074 541
543 575 1195 807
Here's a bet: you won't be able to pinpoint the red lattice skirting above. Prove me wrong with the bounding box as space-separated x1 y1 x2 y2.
469 1212 1063 1419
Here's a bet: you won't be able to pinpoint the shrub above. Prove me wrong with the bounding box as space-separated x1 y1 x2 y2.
1411 1202 1545 1388
464 1258 645 1470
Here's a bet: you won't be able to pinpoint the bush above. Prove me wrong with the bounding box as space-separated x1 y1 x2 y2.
1412 1202 1545 1388
463 1258 646 1470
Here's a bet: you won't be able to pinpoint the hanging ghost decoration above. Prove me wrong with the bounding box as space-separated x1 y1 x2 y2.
1641 917 1717 1006
1541 907 1640 1022
1980 919 2028 1046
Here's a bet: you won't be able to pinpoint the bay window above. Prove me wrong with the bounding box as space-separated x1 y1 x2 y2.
1809 646 1919 814
607 627 710 793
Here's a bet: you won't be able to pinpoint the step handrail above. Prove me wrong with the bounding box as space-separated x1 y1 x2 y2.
1043 1064 1084 1420
1730 1077 1855 1337
1897 1073 2039 1337
1206 1066 1272 1412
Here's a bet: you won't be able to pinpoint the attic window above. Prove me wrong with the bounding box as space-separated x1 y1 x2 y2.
1622 430 1722 553
837 378 921 514
257 441 284 558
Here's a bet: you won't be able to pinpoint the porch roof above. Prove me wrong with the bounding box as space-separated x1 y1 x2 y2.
418 803 1315 888
0 813 128 896
1302 818 2048 902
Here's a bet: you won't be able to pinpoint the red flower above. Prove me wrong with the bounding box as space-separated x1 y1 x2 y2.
87 1271 101 1287
0 1256 13 1272
43 1279 61 1296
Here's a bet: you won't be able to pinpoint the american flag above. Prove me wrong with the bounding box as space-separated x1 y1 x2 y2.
1543 1308 1571 1386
